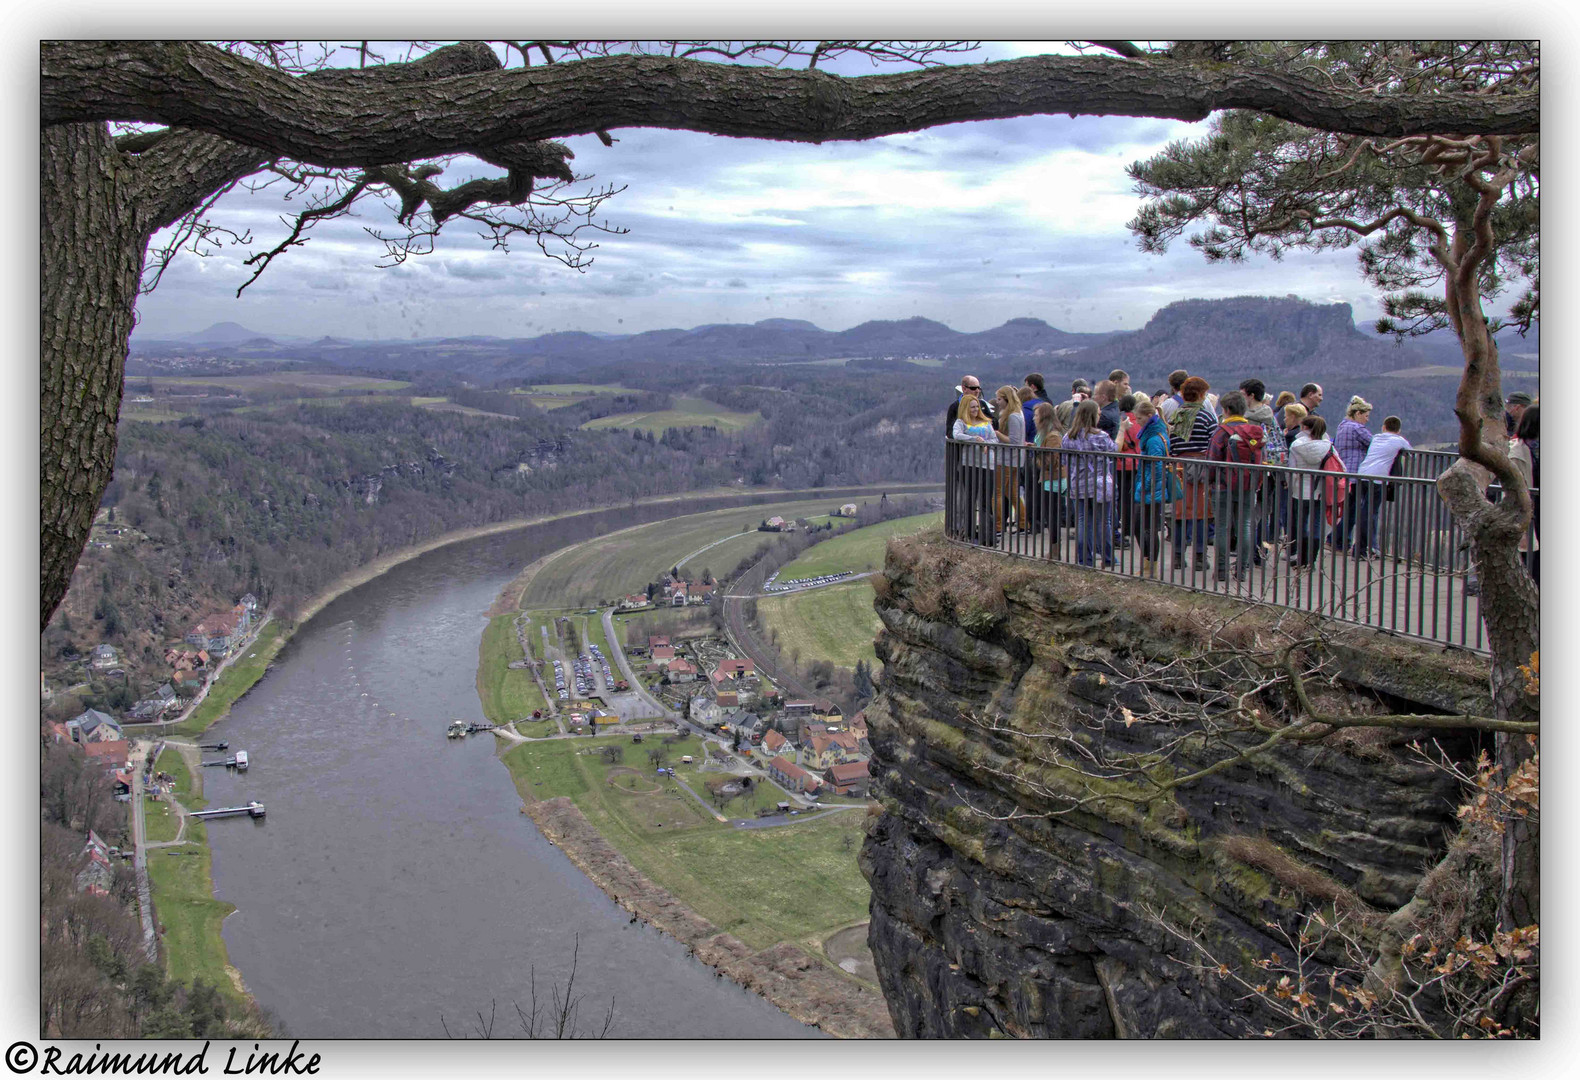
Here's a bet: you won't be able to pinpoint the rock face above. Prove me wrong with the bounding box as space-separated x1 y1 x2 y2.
860 533 1492 1038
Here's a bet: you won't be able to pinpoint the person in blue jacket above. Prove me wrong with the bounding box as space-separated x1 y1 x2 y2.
1130 397 1172 577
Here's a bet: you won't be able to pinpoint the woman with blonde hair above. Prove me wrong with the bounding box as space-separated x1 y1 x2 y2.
994 385 1028 533
952 392 1000 545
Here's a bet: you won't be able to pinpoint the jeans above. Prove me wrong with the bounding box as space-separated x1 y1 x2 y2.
1135 500 1165 563
1213 486 1260 580
1291 497 1326 566
1352 481 1384 557
965 466 997 545
1330 486 1358 549
1115 474 1136 545
1074 498 1114 566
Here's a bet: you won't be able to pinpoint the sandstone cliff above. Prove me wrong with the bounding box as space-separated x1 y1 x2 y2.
861 532 1494 1038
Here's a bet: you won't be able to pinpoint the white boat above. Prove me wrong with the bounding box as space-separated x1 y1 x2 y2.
233 750 249 771
446 719 468 739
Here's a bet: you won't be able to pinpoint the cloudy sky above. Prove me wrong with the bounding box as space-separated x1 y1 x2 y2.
132 41 1389 342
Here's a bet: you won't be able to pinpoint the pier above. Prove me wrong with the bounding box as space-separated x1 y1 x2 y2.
191 801 266 820
446 720 498 738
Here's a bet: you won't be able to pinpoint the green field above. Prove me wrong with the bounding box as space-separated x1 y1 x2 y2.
520 394 592 410
675 529 780 577
518 496 878 610
757 580 881 674
170 621 287 737
145 818 249 1006
524 383 616 394
776 512 943 579
501 736 869 950
119 406 188 424
145 747 203 843
583 613 613 661
414 400 522 420
477 615 550 725
581 396 760 434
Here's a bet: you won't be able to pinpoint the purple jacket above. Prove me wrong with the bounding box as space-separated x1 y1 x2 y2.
1061 429 1117 501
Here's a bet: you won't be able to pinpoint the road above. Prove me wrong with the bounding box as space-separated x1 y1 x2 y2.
730 805 861 830
601 606 676 722
127 743 159 961
720 552 838 713
673 528 759 576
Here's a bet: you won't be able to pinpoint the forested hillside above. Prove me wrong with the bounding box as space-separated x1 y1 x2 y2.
42 394 937 719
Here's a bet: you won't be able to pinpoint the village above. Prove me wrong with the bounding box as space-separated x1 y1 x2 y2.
503 553 875 811
43 591 271 805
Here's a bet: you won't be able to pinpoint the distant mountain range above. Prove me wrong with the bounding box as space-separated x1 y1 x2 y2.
131 299 1538 383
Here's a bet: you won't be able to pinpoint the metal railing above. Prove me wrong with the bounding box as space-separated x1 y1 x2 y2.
944 439 1539 654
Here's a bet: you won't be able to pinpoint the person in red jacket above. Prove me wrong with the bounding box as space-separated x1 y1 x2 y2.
1207 390 1266 585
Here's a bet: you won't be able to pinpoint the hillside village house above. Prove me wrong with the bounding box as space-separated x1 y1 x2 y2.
767 757 821 795
824 760 871 797
666 658 698 683
186 609 245 653
803 733 864 771
90 644 119 671
76 831 116 897
651 645 677 663
715 690 740 711
761 729 791 758
66 708 123 744
617 594 651 611
83 739 130 774
690 696 724 728
713 658 756 681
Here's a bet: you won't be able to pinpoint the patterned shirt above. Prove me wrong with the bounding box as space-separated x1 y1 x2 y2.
1333 418 1373 472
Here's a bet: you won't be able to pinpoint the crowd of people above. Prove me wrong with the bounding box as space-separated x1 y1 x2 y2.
947 369 1540 587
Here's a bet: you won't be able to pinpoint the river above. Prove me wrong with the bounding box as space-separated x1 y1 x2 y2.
196 490 924 1038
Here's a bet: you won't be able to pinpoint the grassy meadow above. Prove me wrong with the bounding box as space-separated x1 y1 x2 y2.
756 580 881 675
501 735 869 950
145 817 250 1005
775 512 943 579
580 396 760 434
477 614 551 727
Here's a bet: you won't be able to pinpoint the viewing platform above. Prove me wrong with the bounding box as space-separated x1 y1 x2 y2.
945 442 1535 655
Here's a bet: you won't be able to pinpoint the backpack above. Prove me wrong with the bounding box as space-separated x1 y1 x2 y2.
1168 400 1204 445
1320 450 1349 523
1214 420 1266 490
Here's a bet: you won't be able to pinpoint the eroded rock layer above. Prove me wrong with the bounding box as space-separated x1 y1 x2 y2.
860 533 1491 1038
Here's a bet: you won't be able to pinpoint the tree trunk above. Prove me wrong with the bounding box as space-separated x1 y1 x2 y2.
40 124 146 630
1437 239 1539 944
